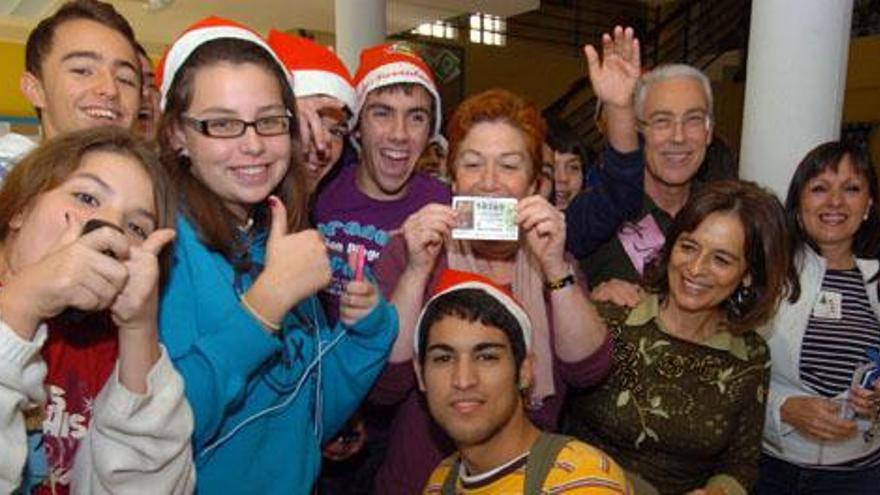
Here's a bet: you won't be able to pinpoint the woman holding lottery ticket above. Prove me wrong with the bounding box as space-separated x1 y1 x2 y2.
369 26 645 494
757 142 880 494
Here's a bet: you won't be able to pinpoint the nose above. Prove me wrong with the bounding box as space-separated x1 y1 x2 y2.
94 68 120 99
389 114 409 143
686 251 710 277
671 119 686 143
477 163 500 192
827 188 844 207
240 125 266 155
451 357 478 390
553 164 568 185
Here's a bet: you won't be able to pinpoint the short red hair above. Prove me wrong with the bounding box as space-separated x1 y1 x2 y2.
446 88 546 183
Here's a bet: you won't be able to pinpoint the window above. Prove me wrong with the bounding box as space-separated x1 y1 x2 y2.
412 20 458 40
469 13 506 46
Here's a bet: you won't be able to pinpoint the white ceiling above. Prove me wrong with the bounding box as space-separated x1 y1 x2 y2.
0 0 538 50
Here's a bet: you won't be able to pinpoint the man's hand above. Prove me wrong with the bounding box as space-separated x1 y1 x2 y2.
584 25 641 109
590 278 645 308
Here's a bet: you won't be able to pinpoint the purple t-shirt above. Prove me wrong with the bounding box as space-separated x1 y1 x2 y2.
314 162 451 321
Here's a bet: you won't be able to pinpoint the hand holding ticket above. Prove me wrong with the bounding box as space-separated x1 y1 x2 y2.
451 196 518 241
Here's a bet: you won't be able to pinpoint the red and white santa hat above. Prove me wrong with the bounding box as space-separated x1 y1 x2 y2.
353 41 442 138
156 16 288 110
413 269 532 357
267 30 356 114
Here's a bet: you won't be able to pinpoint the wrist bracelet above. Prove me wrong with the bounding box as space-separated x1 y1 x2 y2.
240 294 281 331
545 273 576 291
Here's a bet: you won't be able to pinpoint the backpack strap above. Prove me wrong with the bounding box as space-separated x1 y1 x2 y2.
523 432 575 494
440 456 462 495
439 433 573 495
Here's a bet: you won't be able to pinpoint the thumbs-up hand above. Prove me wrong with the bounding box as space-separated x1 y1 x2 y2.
111 228 175 331
246 196 331 329
0 215 131 340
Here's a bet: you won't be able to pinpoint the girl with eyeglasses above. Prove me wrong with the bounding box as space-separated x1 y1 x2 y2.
155 18 396 493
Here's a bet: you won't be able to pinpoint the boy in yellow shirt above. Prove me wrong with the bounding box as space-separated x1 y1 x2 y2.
414 270 630 494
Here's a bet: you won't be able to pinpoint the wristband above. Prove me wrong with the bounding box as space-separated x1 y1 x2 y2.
545 273 576 291
240 294 281 331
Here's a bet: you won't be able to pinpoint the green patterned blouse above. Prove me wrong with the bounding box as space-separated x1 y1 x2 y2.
563 296 770 495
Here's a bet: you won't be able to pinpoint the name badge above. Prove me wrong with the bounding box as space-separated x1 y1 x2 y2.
812 290 843 320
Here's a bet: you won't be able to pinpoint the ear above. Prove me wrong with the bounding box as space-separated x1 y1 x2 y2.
20 72 46 110
705 118 715 146
742 272 753 288
517 352 535 393
169 120 190 157
413 359 427 393
8 210 25 231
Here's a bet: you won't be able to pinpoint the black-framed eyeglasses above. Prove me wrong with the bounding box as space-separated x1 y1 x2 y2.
182 115 293 138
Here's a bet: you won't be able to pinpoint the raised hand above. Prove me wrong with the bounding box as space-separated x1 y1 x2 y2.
584 25 641 108
401 203 457 276
246 196 332 329
111 229 176 331
517 195 568 280
0 217 130 339
297 95 346 157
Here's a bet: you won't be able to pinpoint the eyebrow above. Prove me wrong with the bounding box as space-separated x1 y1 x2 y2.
365 102 431 115
69 172 157 225
365 102 393 113
473 343 507 352
647 107 708 118
193 104 287 116
61 50 139 75
680 235 742 261
425 342 509 354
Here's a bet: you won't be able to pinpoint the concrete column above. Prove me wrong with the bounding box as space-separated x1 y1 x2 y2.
739 0 853 199
335 0 387 73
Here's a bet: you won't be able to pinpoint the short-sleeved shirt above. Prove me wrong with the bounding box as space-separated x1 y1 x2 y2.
313 162 450 321
423 438 629 494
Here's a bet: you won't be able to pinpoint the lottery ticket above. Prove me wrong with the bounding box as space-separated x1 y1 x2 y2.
451 196 518 241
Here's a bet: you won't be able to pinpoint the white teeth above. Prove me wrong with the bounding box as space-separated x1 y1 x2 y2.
381 150 407 160
84 108 117 120
819 213 846 224
237 165 265 176
683 278 707 292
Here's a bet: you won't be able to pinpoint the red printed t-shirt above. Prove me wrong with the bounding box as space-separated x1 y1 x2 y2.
30 313 118 494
